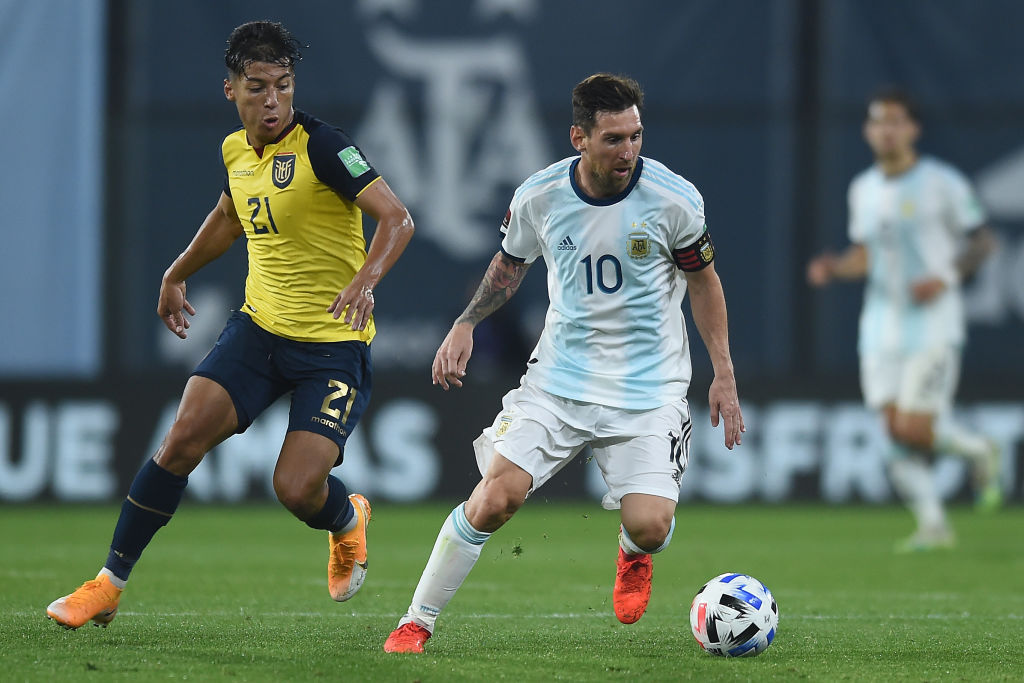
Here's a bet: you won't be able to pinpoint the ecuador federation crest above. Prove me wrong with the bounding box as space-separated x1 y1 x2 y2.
628 231 651 260
272 152 296 189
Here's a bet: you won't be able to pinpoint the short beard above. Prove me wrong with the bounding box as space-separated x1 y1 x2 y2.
590 165 632 197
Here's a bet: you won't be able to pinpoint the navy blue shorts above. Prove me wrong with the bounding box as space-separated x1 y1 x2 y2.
193 311 372 464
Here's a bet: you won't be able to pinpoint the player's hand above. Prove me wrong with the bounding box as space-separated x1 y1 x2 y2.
708 374 745 449
327 280 375 331
432 322 474 390
806 253 836 287
910 277 946 303
157 279 196 339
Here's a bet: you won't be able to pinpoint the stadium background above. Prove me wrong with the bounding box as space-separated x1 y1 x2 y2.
1 0 1022 505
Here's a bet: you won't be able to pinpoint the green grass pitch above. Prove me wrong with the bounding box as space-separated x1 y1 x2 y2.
2 502 1022 681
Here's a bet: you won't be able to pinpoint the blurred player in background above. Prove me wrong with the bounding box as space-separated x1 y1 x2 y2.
46 20 414 629
807 87 1000 552
384 73 744 653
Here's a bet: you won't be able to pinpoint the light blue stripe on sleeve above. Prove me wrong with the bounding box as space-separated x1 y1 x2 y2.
519 159 572 193
642 164 703 210
642 160 694 194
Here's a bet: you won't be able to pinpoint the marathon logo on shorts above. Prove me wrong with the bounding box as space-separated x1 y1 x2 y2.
272 153 296 189
673 228 715 272
311 415 348 437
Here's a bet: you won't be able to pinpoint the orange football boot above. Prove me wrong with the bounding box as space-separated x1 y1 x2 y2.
328 493 371 601
613 547 652 624
383 622 431 653
46 574 122 629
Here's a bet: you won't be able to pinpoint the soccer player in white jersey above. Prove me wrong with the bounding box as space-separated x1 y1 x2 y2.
384 73 744 653
807 88 1000 552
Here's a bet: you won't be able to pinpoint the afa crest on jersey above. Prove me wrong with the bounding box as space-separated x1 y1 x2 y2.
272 153 296 189
699 238 714 263
496 416 512 437
628 232 651 260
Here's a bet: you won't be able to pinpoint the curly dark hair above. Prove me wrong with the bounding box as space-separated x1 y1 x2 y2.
572 73 644 134
225 21 303 78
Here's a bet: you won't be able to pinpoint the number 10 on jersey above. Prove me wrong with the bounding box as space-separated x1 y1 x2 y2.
580 254 623 294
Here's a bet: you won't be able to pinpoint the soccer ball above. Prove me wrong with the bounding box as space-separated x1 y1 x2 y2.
689 573 778 657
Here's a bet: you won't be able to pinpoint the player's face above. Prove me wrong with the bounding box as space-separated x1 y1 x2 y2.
572 106 643 198
224 62 296 148
863 101 919 162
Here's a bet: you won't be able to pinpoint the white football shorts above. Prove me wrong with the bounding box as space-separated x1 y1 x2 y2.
859 345 961 413
472 379 691 510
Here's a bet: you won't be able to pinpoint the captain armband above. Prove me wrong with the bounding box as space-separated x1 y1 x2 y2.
672 229 715 272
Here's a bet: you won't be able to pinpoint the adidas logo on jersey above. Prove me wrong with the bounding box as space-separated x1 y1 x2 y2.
557 236 577 251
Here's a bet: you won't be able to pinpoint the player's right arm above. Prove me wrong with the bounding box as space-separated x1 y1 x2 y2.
432 251 531 390
806 244 868 287
809 174 871 287
158 191 244 338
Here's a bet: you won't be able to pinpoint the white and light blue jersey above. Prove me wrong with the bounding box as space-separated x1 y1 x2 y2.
500 156 708 410
848 156 986 355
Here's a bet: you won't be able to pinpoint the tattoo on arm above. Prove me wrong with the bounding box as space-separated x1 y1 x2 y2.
456 252 531 326
957 227 995 280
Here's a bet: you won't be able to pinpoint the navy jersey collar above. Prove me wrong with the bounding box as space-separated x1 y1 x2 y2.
250 109 300 157
269 109 299 144
569 157 643 206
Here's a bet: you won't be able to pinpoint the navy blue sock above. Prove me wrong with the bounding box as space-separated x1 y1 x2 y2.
304 475 354 533
104 459 188 581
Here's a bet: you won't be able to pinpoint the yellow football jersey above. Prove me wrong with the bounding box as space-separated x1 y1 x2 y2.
221 110 380 342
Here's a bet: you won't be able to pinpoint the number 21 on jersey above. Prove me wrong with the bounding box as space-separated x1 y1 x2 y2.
247 196 279 234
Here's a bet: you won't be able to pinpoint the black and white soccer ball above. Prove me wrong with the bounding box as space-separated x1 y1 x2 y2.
689 572 778 657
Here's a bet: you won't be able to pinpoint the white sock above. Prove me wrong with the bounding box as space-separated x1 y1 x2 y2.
334 511 358 535
398 502 491 633
619 517 675 555
99 567 127 590
887 447 947 532
935 414 993 476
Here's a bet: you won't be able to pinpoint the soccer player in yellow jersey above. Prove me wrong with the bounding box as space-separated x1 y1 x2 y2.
46 21 414 629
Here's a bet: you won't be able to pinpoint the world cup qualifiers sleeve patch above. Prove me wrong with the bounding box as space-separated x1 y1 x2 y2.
338 146 371 178
673 229 715 271
501 207 512 234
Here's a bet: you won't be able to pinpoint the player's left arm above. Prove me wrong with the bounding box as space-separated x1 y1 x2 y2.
914 169 996 303
327 178 415 330
911 226 996 303
949 167 995 282
685 263 745 449
956 225 996 282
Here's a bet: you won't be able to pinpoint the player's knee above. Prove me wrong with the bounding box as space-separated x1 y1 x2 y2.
628 523 671 552
469 495 521 531
272 475 320 518
623 513 675 552
890 420 931 451
157 420 212 472
467 481 525 532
